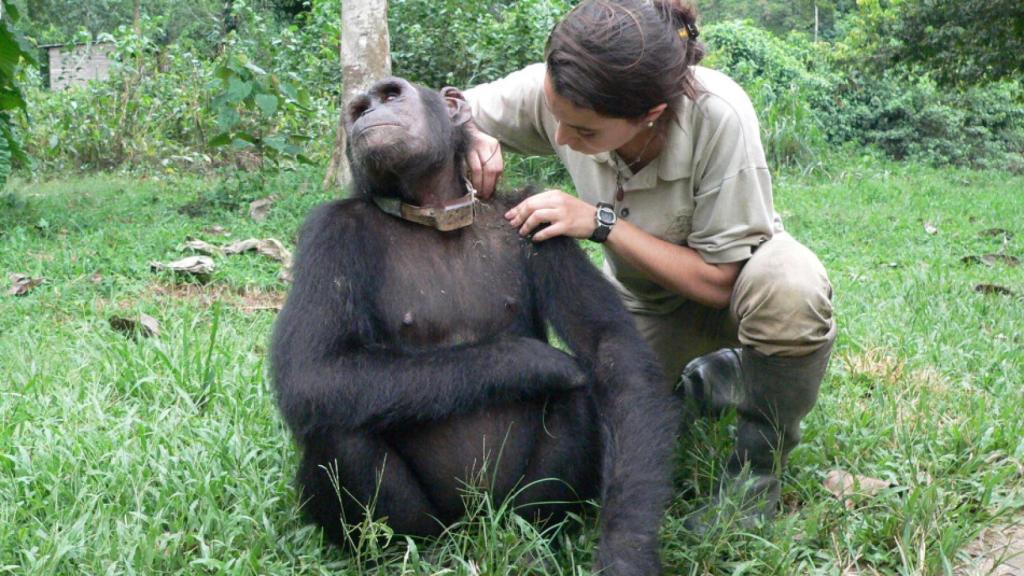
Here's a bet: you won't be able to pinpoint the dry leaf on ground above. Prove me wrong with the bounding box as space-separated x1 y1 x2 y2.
223 238 261 255
824 470 892 509
979 228 1014 240
109 313 161 338
7 273 45 296
224 238 292 265
975 284 1016 296
202 225 230 236
150 256 216 277
182 239 223 255
962 254 1021 267
249 196 277 222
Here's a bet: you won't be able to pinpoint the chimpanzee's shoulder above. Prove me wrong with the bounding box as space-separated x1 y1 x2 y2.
301 197 380 231
488 185 540 211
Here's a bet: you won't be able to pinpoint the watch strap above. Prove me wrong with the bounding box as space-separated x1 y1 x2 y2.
590 202 615 243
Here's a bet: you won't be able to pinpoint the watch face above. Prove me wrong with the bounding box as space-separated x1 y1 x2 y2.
597 205 616 226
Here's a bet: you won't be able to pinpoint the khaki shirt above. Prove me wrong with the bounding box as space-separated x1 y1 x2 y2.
464 63 784 314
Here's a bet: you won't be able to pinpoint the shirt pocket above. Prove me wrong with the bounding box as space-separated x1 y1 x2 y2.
662 209 694 244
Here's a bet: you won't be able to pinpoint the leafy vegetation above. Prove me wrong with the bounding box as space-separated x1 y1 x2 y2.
0 0 35 189
6 0 1019 178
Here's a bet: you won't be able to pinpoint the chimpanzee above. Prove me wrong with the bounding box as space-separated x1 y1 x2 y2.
270 77 679 575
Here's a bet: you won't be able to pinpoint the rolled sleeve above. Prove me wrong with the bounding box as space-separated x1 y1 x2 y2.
463 64 556 156
688 166 775 263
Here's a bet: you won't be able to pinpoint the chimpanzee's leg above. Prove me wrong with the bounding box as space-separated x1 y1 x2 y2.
297 428 442 544
513 390 600 525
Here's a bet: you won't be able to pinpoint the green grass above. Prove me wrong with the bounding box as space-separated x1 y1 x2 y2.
1 157 1022 574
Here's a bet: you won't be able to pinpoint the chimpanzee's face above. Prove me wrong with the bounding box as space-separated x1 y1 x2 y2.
345 78 449 174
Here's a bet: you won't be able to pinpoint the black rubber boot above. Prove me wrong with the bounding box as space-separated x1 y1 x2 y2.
676 347 743 420
681 328 835 534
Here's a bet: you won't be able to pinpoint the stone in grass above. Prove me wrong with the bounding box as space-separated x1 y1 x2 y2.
7 273 45 296
109 313 161 339
150 256 216 278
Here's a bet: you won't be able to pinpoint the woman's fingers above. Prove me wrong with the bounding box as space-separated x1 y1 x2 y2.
480 146 503 198
465 130 503 198
466 149 485 195
519 207 561 237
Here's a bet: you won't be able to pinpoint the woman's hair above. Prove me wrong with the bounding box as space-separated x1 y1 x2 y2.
545 0 706 120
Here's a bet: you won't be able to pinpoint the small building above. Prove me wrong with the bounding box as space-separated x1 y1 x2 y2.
41 42 116 90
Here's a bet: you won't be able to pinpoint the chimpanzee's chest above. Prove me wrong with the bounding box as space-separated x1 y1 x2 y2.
373 209 534 349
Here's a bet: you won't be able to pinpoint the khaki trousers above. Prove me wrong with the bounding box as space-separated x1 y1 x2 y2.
631 232 835 384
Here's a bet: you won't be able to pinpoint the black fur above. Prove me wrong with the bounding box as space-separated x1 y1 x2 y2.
270 78 678 575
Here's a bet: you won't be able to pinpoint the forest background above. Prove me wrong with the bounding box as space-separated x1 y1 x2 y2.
3 0 1022 182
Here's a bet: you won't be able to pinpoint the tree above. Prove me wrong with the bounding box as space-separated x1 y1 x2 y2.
0 0 36 189
886 0 1024 86
323 0 391 189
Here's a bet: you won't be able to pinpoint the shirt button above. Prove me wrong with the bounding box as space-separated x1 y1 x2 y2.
619 207 630 218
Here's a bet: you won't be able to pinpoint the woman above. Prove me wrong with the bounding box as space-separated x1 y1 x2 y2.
456 0 836 531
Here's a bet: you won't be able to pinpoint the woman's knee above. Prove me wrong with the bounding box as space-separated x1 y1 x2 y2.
731 234 834 355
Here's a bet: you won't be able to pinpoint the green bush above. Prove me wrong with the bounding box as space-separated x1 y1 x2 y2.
21 4 338 174
830 70 1024 170
390 0 570 89
702 21 834 168
702 19 1024 171
13 0 1022 177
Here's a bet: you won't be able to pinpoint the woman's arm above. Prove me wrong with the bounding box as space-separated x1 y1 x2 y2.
506 189 741 309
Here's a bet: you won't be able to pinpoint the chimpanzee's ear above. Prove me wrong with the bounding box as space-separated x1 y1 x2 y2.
441 86 473 126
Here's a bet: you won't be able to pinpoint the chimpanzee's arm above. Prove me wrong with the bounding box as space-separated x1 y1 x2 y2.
525 236 679 574
270 202 584 439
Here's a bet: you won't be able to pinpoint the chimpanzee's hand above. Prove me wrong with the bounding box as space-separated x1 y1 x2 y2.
504 337 587 393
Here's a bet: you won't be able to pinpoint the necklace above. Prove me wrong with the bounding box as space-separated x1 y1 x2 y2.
614 124 659 202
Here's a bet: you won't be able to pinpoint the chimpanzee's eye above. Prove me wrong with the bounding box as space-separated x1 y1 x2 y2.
379 82 403 103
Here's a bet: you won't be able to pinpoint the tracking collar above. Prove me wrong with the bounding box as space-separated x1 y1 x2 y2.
371 181 477 231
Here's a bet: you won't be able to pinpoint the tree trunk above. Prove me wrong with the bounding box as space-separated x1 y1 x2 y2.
323 0 392 191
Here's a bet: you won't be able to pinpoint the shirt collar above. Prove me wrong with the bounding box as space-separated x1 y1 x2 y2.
656 97 693 182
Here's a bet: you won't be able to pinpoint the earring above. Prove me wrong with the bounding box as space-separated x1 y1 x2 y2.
648 121 654 128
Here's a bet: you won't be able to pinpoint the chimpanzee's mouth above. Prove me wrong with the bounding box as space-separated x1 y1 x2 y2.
356 123 403 136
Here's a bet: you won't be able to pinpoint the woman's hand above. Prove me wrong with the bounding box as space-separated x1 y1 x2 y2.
465 125 504 199
505 189 598 242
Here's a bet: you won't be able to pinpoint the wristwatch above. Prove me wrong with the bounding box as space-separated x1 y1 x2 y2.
590 202 617 243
